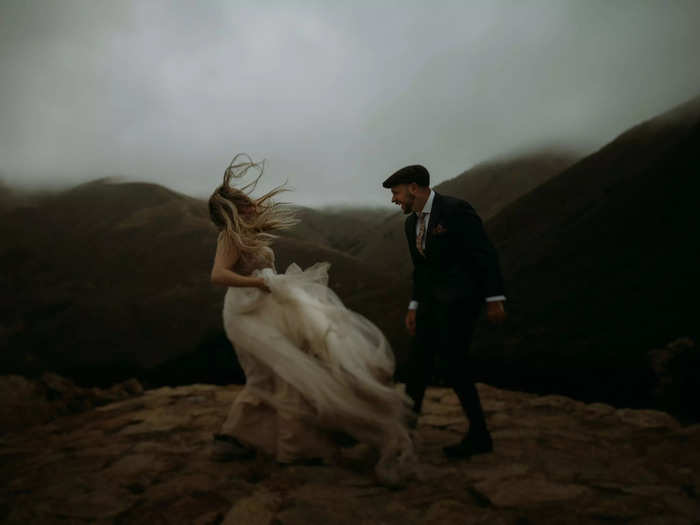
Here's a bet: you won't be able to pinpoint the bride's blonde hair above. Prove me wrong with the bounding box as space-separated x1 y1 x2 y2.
208 153 297 257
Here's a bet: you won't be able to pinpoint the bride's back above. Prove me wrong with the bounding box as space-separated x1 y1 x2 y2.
234 245 275 276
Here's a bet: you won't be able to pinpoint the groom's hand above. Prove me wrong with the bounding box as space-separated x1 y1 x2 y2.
486 301 507 324
405 309 417 336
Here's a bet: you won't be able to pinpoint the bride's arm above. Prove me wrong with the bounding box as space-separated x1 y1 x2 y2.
210 235 268 290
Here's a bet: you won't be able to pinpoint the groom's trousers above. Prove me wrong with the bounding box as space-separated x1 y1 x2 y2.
406 300 489 437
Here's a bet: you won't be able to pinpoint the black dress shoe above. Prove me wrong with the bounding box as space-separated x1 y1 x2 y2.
211 433 255 460
443 434 493 459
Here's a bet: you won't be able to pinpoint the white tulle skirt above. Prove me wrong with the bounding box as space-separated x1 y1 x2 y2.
220 262 417 484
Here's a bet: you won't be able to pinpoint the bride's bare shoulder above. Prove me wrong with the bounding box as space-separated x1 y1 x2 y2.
213 232 239 268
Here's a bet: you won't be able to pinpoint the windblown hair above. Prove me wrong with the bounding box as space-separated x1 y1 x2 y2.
208 153 297 258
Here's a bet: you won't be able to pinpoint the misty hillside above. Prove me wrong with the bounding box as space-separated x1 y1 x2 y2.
285 206 394 255
473 95 700 417
0 180 10 210
353 149 579 277
2 96 698 419
436 149 578 220
0 179 407 387
0 148 590 391
0 179 40 213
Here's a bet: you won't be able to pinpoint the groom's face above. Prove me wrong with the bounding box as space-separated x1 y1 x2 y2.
390 184 416 215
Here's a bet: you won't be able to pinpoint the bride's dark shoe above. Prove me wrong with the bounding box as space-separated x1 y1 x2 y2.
443 433 493 459
277 457 325 467
211 433 255 460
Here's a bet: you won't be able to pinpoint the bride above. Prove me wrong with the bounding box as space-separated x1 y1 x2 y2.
207 154 417 485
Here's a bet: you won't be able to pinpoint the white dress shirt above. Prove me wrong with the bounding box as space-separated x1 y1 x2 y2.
408 189 506 310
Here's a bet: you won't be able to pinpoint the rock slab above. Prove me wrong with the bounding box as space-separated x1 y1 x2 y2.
2 382 700 524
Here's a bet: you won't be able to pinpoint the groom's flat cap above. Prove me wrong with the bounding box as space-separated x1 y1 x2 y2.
382 165 430 188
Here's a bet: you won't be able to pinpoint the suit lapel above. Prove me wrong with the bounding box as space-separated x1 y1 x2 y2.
424 192 443 255
406 212 419 257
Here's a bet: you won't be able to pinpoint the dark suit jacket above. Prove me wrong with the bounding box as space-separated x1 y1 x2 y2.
405 192 505 310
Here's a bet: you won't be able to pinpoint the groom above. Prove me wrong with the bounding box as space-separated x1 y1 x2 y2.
383 164 506 458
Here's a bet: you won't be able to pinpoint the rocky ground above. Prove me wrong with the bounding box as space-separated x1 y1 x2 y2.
2 381 700 524
0 373 144 433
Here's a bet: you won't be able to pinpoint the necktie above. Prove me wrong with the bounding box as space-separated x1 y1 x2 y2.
416 212 427 256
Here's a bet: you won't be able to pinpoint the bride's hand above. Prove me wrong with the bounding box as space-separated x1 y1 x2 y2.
255 278 271 293
486 301 506 324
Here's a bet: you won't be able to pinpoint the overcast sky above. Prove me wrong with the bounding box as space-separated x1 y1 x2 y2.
1 1 699 207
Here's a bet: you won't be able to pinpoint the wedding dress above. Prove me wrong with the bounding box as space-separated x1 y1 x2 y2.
218 245 417 484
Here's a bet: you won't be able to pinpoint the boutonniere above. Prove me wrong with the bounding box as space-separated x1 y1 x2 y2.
431 224 448 235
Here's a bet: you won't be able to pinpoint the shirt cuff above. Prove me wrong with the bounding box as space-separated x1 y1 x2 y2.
408 300 419 310
485 295 506 302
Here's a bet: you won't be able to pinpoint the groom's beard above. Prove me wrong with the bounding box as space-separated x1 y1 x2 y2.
401 195 415 215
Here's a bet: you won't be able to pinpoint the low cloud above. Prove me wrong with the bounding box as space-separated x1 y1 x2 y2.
1 0 699 206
